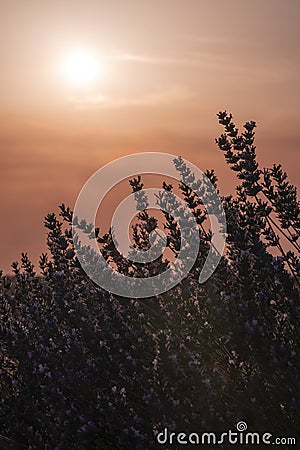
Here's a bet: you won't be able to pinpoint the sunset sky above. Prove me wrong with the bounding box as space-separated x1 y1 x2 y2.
1 0 299 273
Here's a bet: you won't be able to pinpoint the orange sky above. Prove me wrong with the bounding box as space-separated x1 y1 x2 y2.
0 0 299 273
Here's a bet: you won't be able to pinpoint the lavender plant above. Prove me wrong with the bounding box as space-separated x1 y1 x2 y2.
0 113 299 449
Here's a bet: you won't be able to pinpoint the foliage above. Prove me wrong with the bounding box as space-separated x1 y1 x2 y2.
0 112 299 449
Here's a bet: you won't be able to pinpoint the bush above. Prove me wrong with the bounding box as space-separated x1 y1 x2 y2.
0 112 299 448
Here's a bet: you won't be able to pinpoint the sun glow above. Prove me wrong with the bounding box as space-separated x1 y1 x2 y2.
63 49 103 86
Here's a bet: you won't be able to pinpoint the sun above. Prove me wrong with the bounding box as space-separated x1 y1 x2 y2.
63 49 103 86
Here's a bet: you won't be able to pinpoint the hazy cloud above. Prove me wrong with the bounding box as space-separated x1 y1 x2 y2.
108 51 296 84
110 53 201 66
70 86 194 109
